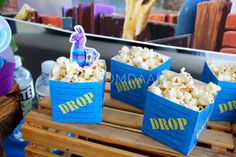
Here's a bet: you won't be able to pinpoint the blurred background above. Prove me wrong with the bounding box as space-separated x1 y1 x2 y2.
0 0 236 79
1 0 235 53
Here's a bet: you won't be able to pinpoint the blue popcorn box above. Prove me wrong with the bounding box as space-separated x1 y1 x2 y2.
62 17 75 30
201 61 236 122
142 78 214 155
110 54 172 110
49 70 106 123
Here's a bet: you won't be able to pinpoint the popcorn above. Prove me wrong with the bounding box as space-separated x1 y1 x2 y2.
149 68 221 111
116 46 165 70
207 60 236 82
51 57 105 82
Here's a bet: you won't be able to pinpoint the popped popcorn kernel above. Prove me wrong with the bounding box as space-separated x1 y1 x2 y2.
149 68 221 111
116 46 166 70
207 60 236 82
51 57 105 82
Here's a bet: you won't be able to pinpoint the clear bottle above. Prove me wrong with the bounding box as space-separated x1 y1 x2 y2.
35 60 55 101
14 55 35 116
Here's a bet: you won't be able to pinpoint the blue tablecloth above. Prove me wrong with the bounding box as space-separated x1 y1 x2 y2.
3 120 28 157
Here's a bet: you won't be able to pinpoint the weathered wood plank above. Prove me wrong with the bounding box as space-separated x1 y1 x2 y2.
106 72 111 82
200 130 234 150
0 142 6 157
23 124 148 157
193 1 231 51
232 123 236 136
25 146 62 157
103 107 234 150
105 82 110 93
40 94 144 114
24 111 181 156
0 82 22 139
104 93 144 114
234 138 236 154
208 122 232 132
103 107 143 129
62 152 72 157
39 97 235 150
25 110 235 157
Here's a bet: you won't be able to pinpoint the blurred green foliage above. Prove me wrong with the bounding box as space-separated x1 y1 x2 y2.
0 0 6 7
10 39 18 53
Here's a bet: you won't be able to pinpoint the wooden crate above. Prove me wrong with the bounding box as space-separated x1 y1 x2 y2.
22 72 236 157
0 82 22 157
192 0 231 51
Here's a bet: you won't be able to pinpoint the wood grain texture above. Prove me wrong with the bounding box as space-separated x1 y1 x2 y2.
25 146 60 157
0 140 6 157
104 93 144 114
208 121 232 132
105 82 110 93
0 82 22 157
193 0 232 51
23 124 148 157
23 109 235 157
24 111 181 156
232 123 236 136
22 73 236 156
32 96 235 153
0 82 22 139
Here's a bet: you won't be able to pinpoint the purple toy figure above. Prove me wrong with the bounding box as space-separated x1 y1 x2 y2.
0 15 15 96
70 25 100 68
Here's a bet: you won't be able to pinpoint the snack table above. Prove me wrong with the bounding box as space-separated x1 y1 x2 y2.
0 82 23 157
22 73 236 157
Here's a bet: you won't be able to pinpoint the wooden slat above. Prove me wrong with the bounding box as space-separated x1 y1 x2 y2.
24 111 182 156
0 81 22 139
234 138 236 154
208 122 232 132
25 110 236 157
25 146 61 157
103 107 143 129
200 130 234 150
193 1 231 51
40 97 51 110
22 124 148 157
39 97 235 150
232 123 236 136
40 94 144 114
102 106 234 150
25 146 60 157
0 143 5 157
105 82 110 93
190 146 232 157
106 72 111 82
41 94 233 133
102 122 141 133
62 152 72 157
211 146 227 153
104 93 143 114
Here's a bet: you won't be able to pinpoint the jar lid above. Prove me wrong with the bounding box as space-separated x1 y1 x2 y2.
42 60 55 75
14 55 22 69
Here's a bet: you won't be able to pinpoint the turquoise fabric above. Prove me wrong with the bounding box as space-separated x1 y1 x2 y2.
176 0 209 36
0 58 6 68
3 120 28 157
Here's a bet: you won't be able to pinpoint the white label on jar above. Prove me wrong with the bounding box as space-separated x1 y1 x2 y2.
19 81 35 115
